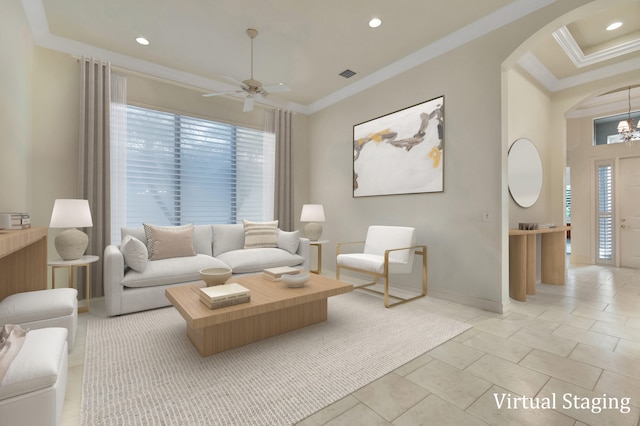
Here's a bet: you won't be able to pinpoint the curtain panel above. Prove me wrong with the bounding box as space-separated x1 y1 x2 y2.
78 57 111 299
269 109 294 231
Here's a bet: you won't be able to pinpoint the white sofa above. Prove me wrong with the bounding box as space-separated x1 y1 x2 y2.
104 223 309 316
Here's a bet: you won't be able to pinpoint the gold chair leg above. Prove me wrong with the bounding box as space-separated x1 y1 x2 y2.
337 246 428 308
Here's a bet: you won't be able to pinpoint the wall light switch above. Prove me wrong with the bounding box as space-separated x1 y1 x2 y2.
481 211 493 223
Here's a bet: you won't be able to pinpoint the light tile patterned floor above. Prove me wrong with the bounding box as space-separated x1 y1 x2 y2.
62 263 640 426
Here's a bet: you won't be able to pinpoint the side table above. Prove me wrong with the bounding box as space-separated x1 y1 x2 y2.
309 240 329 274
49 255 99 313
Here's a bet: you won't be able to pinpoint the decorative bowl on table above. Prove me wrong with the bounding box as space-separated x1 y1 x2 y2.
281 272 310 288
199 267 232 286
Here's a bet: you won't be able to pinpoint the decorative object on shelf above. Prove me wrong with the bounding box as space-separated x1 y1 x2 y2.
0 213 30 230
353 96 444 197
300 204 325 241
617 86 640 144
282 272 310 288
198 282 250 309
518 222 539 230
199 267 233 286
49 199 93 260
262 266 300 281
508 138 543 208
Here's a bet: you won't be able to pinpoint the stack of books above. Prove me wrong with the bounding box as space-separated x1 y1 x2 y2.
198 282 251 309
262 266 300 281
0 213 31 230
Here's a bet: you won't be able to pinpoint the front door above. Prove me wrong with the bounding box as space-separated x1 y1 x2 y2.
620 156 640 268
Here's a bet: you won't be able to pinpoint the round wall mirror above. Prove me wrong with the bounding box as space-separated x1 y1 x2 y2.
508 138 543 208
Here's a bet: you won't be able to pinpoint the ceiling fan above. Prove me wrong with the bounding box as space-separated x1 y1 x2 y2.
203 28 290 112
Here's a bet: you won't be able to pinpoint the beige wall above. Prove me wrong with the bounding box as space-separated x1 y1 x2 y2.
507 68 559 228
308 1 590 312
0 0 34 212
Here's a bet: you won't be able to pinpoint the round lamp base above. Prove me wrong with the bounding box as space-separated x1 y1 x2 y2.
303 222 323 241
54 228 89 260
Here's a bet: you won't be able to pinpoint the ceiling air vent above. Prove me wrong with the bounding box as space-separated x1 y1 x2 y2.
339 69 357 78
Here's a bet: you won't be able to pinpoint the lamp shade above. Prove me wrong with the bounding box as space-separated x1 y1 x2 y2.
50 199 93 228
618 120 630 133
300 204 325 222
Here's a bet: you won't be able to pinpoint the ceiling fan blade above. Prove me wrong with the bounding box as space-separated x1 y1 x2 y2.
202 90 244 97
218 74 245 87
243 97 255 112
262 83 290 93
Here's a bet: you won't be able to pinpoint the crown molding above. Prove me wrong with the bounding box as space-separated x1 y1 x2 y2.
553 25 640 68
23 0 556 115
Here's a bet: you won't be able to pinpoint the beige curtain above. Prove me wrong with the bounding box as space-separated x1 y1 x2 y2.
78 57 111 299
271 109 294 231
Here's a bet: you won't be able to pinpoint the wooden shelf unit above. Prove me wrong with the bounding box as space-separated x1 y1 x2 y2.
509 225 570 302
0 227 48 301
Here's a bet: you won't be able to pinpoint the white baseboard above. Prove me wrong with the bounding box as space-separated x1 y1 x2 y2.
426 288 511 314
327 269 510 314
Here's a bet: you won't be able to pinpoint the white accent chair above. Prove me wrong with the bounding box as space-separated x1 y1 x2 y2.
336 226 427 307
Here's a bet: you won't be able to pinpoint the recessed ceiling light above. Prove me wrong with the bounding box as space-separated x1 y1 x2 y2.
136 37 150 46
606 22 623 31
368 18 382 28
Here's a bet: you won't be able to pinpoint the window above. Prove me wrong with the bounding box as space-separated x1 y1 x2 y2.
565 167 571 223
593 111 640 145
595 160 614 264
111 105 274 242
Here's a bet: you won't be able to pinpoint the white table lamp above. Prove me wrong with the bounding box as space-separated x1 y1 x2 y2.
300 204 325 241
50 199 93 260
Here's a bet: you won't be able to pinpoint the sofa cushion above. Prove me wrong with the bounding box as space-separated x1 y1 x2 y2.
120 235 148 272
192 225 213 257
122 225 212 256
216 248 304 274
121 254 229 288
278 230 300 254
243 220 278 249
143 223 197 260
0 327 67 400
212 224 245 256
121 226 147 245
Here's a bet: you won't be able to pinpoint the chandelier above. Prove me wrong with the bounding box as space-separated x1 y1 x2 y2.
617 86 640 144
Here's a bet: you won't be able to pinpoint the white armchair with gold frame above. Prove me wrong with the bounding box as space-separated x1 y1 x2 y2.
336 226 427 308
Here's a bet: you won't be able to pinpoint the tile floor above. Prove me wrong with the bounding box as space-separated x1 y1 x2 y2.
62 263 640 426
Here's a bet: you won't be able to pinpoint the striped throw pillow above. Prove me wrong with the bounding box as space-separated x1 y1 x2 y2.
243 220 278 249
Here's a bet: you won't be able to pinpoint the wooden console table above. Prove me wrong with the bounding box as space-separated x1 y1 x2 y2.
0 227 48 301
509 226 570 302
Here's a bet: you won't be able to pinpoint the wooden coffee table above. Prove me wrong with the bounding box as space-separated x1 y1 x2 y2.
166 273 353 356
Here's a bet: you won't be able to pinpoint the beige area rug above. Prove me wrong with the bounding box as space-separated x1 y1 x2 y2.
80 291 471 426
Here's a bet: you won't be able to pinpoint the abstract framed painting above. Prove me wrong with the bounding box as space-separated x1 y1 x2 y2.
352 96 444 197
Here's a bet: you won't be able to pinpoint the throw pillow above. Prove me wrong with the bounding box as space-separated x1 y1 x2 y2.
143 223 197 260
278 229 300 254
121 234 149 272
243 219 278 249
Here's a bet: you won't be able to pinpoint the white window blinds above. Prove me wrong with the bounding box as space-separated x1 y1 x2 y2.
596 161 614 263
111 105 274 242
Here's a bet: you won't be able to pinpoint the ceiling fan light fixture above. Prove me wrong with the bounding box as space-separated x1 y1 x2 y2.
606 22 623 31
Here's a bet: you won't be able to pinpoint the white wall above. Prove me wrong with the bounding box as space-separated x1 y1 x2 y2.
0 0 34 212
